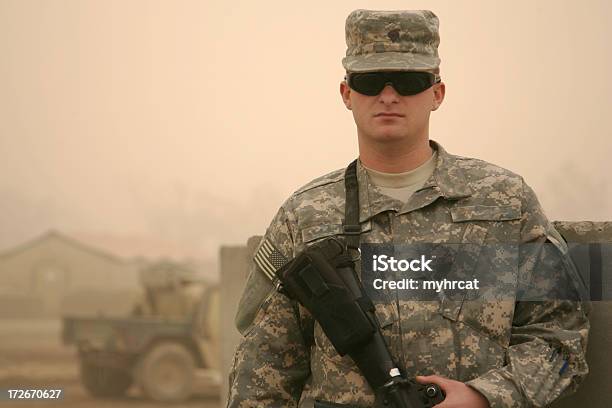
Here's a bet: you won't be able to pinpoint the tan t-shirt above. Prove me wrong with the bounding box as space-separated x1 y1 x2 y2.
363 151 437 203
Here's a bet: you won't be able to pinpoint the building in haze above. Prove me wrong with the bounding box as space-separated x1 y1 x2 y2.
0 230 140 318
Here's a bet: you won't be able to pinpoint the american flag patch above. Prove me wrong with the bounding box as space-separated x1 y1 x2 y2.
254 238 288 281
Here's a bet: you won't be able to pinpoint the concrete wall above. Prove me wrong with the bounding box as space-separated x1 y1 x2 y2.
219 237 260 407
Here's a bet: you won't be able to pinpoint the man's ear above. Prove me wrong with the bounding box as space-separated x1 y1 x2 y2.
432 82 445 111
340 81 352 110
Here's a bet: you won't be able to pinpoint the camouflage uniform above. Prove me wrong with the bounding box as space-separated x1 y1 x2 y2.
227 141 590 407
228 9 589 408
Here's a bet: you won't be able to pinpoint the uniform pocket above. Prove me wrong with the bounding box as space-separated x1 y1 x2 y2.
301 221 372 244
439 223 489 321
441 203 521 364
455 320 508 381
440 203 521 338
450 205 520 223
240 287 277 337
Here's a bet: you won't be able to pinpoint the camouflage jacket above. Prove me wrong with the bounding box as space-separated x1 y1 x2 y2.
227 141 590 408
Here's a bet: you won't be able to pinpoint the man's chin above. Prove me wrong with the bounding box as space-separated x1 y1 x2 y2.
370 131 408 143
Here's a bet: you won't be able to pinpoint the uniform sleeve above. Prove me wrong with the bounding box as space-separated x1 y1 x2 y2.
227 204 313 407
235 205 296 335
466 181 591 408
227 289 312 407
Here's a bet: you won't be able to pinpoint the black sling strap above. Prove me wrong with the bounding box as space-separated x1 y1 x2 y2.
343 160 361 251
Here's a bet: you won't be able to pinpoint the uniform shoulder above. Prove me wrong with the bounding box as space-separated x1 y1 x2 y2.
447 153 527 202
275 167 346 231
292 167 345 196
452 153 523 181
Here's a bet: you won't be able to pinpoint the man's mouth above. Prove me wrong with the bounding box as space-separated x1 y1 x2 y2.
374 112 404 117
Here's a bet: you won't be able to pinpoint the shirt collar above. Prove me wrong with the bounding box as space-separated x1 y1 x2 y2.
356 140 472 222
422 140 473 199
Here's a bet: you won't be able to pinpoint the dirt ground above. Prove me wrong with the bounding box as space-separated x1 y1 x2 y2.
0 319 221 408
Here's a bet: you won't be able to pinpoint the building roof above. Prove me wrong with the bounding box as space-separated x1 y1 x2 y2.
0 230 125 264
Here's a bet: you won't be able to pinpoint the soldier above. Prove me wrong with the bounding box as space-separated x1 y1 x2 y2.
227 9 590 408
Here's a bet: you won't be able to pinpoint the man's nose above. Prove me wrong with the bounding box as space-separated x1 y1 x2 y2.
379 83 400 103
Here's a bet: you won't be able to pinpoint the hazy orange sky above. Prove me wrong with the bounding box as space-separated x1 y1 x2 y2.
1 0 610 260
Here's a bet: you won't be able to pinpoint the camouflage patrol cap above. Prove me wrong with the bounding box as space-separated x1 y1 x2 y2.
343 9 441 73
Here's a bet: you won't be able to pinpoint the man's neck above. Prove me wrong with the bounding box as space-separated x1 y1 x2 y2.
358 135 433 173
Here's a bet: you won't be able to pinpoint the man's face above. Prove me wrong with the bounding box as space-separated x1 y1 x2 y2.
340 73 445 144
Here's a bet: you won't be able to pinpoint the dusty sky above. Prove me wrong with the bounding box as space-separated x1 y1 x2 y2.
0 0 610 260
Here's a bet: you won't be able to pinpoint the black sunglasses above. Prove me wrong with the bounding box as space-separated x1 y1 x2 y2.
346 71 440 96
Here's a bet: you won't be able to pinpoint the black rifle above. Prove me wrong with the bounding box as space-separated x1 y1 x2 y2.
276 237 445 408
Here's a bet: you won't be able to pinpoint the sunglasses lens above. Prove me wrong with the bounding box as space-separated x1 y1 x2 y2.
392 72 435 95
348 72 436 96
348 73 386 96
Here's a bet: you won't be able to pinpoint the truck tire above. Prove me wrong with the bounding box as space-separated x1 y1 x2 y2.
135 342 196 403
80 362 132 398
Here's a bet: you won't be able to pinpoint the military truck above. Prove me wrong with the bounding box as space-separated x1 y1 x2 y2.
62 261 220 403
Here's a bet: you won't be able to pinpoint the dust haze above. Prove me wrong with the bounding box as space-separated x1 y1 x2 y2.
1 0 610 261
